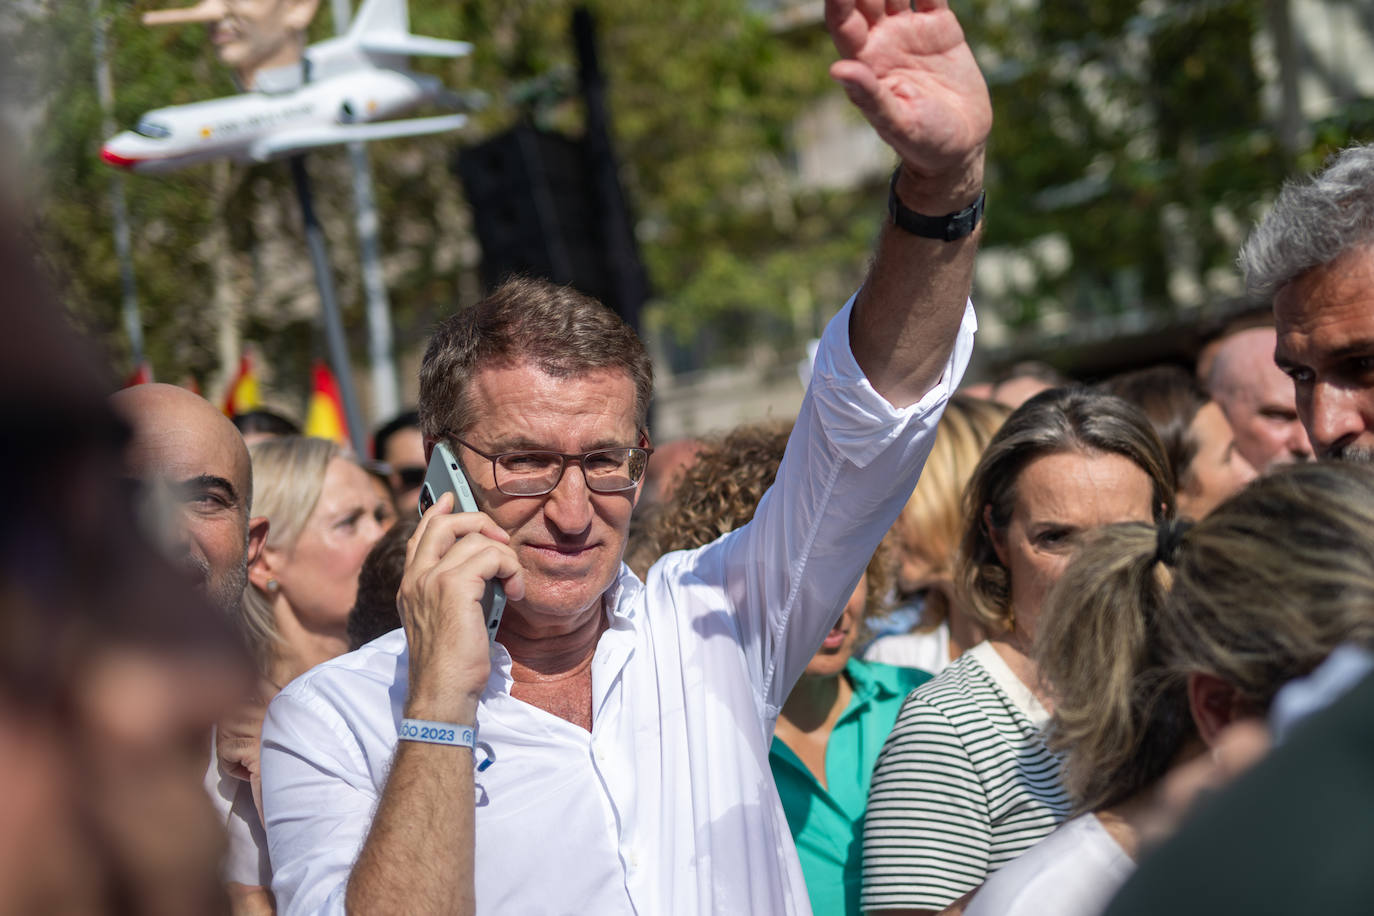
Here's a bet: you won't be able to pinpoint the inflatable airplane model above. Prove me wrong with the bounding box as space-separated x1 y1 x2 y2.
101 0 471 174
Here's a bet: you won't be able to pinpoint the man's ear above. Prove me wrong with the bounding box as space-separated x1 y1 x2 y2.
246 516 269 570
984 504 1009 567
422 437 436 464
1188 672 1247 747
247 537 279 594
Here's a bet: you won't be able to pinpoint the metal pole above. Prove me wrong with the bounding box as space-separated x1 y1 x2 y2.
289 154 368 458
330 0 400 424
90 0 144 367
572 6 649 332
1266 0 1305 161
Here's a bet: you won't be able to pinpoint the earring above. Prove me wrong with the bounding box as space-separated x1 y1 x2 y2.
266 579 280 594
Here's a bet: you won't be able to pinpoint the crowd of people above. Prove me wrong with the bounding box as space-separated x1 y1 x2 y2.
6 1 1374 914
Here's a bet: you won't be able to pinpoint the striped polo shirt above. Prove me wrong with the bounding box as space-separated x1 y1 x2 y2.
860 641 1070 911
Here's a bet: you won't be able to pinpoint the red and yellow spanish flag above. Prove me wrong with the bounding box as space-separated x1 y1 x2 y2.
304 361 349 445
123 362 153 387
222 353 262 418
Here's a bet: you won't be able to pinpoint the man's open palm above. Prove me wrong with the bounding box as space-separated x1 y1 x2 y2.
827 0 991 181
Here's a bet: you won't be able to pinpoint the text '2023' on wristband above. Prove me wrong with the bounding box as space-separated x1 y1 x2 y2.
399 718 476 748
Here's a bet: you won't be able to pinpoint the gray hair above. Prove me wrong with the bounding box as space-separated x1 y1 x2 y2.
1239 144 1374 301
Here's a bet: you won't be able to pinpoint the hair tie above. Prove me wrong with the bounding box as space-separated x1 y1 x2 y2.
1155 519 1193 567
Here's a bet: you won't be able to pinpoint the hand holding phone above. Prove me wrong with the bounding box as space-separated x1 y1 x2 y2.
418 443 507 643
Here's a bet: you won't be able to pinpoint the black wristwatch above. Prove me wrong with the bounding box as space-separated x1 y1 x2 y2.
888 168 985 241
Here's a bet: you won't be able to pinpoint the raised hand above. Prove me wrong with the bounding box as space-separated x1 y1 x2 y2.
826 0 991 187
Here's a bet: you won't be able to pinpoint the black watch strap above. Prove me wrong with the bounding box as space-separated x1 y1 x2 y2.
888 169 985 241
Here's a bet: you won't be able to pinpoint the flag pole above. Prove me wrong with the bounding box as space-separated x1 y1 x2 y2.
90 0 144 369
288 153 367 457
328 0 401 423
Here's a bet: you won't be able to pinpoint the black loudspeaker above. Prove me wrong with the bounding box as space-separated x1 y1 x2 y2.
456 126 616 314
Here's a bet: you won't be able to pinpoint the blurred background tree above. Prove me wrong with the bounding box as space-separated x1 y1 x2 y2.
9 0 1374 411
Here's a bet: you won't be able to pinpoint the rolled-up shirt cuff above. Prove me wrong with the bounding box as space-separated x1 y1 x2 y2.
808 294 978 468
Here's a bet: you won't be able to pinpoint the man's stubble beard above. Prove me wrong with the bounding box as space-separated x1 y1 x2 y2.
1328 443 1374 464
186 550 249 618
212 561 250 618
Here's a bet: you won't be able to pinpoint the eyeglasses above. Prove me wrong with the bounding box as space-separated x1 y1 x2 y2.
451 435 654 497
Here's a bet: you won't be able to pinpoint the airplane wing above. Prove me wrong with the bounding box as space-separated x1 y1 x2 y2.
248 114 468 161
359 35 473 58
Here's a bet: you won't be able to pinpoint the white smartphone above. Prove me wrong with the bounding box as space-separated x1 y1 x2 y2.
418 442 506 643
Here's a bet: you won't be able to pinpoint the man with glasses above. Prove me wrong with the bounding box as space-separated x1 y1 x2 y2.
261 2 990 911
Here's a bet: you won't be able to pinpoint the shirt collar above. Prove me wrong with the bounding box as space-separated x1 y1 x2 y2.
843 657 899 708
482 566 643 699
603 564 644 627
486 640 515 695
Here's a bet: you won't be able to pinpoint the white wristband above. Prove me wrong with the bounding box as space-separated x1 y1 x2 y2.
398 718 476 748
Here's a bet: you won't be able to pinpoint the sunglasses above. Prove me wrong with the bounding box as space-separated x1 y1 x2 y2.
394 466 428 490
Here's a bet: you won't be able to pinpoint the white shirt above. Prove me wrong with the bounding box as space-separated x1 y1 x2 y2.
204 738 271 887
1270 644 1374 743
964 814 1134 916
863 620 951 674
259 295 977 916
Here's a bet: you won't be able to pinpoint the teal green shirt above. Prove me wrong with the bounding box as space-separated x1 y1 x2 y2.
770 658 932 916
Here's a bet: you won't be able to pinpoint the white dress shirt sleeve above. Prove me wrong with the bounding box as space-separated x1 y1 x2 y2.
679 294 976 723
205 741 272 887
261 683 381 915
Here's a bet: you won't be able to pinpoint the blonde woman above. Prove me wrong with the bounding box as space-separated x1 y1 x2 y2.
240 436 394 686
864 394 1009 673
210 436 393 910
965 462 1374 916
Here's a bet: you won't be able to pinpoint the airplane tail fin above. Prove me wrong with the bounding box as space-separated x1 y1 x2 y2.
345 0 471 60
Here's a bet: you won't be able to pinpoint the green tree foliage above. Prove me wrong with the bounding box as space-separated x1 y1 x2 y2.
18 0 1374 395
964 0 1372 334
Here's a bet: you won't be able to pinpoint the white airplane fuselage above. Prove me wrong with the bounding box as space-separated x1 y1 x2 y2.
101 67 443 173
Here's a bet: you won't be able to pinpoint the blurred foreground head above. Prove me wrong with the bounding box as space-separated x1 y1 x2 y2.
0 223 250 913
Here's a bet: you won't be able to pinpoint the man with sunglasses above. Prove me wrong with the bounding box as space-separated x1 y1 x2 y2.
373 409 428 514
261 2 990 912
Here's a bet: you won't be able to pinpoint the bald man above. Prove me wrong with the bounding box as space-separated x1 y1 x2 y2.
111 383 268 614
1207 327 1313 471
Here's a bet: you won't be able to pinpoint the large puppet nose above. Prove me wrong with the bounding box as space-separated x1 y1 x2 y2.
142 0 227 26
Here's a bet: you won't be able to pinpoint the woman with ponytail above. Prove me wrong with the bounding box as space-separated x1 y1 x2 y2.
964 462 1374 916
